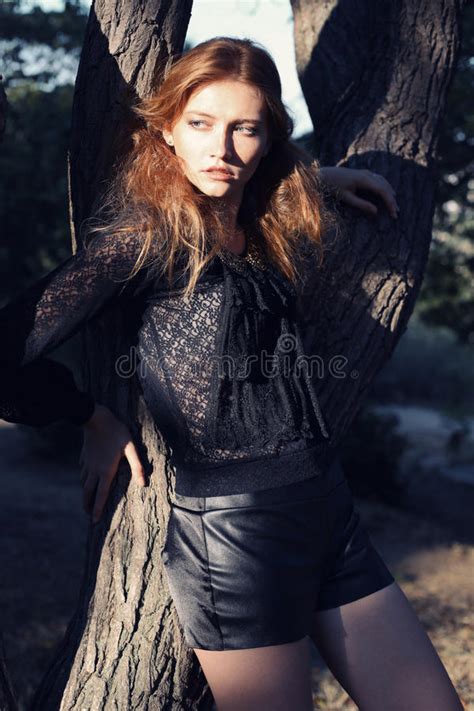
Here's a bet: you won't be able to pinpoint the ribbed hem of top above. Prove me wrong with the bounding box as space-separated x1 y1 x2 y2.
173 441 339 497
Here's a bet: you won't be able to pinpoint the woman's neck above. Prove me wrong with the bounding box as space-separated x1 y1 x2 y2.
225 226 246 256
219 199 246 256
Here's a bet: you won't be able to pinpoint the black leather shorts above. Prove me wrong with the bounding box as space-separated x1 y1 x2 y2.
161 458 394 651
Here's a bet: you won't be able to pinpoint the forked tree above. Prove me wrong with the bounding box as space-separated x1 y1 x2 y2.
0 1 465 709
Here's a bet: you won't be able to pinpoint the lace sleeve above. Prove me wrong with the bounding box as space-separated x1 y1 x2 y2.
0 231 151 427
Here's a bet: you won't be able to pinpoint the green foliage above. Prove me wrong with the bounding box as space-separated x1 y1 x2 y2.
417 3 474 345
0 0 87 302
416 218 474 344
371 313 474 416
0 0 86 54
434 4 474 215
0 81 76 302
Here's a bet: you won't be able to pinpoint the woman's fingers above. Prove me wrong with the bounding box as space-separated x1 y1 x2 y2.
320 166 399 218
82 466 117 523
80 437 146 525
91 474 115 524
361 171 399 218
341 189 379 216
124 440 147 487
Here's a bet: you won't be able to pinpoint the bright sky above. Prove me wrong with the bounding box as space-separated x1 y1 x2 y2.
23 0 312 137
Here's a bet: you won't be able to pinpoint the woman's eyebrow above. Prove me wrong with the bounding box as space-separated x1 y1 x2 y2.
184 110 263 125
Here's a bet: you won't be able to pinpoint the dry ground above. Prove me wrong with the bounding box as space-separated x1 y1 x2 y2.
311 498 473 709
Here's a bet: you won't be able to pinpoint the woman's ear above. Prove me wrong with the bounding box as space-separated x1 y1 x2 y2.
162 129 174 146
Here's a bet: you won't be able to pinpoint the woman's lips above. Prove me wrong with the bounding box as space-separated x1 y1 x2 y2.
203 169 234 181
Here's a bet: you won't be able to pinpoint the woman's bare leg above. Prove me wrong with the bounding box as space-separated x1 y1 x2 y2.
193 636 313 711
310 581 464 711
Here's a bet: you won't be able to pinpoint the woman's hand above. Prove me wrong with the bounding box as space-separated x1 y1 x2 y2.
79 403 147 524
319 166 399 219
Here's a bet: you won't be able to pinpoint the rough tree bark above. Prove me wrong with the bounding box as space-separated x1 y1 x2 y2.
2 0 465 709
291 0 465 445
32 2 214 710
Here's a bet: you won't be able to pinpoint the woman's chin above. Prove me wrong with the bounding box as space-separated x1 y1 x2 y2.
197 183 236 197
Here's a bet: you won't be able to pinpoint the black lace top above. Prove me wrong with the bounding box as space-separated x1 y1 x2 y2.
0 231 333 496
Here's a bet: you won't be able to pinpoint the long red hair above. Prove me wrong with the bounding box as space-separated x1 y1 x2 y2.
83 36 339 299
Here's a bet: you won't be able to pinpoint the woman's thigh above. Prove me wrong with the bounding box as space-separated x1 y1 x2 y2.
310 581 464 711
193 636 313 711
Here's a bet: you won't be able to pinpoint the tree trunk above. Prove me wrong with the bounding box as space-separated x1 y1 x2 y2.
291 0 465 443
31 1 213 709
4 0 464 708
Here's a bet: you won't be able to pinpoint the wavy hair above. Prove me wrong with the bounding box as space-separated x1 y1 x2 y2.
82 36 340 300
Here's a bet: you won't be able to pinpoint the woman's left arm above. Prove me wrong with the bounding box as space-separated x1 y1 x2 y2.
319 166 399 220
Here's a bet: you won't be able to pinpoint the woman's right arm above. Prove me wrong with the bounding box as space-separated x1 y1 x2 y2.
0 231 146 427
0 231 158 523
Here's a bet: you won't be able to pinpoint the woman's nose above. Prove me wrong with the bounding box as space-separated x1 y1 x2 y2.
211 128 233 159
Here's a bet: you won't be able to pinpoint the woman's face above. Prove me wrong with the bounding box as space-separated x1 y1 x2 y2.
163 79 271 204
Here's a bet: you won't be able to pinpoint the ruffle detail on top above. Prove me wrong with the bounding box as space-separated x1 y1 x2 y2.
201 243 330 453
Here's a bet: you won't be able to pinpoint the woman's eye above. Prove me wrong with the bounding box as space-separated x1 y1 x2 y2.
188 120 257 136
237 126 258 136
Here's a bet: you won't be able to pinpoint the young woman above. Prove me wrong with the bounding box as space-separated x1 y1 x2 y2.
0 37 463 711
